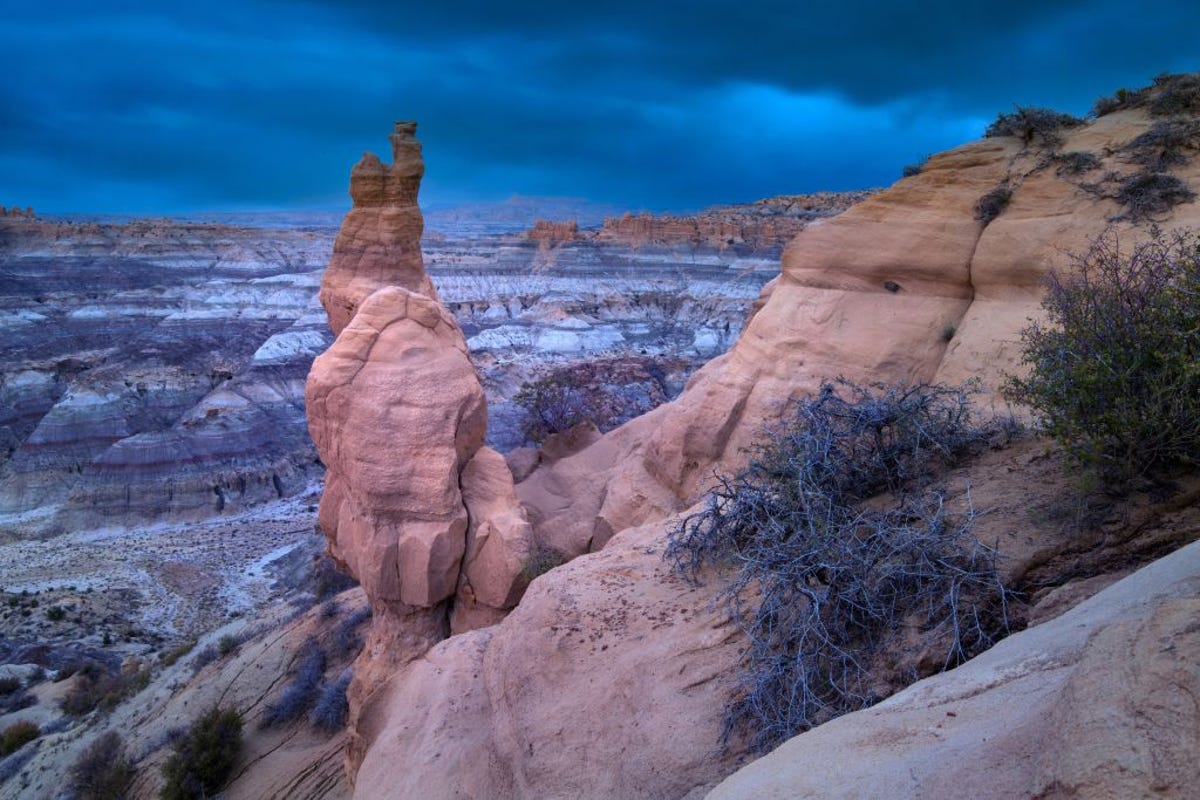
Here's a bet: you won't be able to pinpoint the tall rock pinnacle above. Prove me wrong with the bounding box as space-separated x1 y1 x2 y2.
318 121 439 335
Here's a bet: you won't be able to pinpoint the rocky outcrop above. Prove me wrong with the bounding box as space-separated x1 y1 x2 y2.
306 127 538 768
353 516 747 800
706 537 1200 799
318 121 438 336
515 106 1200 560
309 93 1200 799
526 218 580 245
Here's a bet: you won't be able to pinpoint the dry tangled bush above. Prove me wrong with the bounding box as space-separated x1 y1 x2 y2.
1093 72 1200 118
1123 119 1200 170
975 184 1013 224
1113 173 1196 221
1004 228 1200 485
985 106 1085 147
262 641 326 728
666 381 1013 752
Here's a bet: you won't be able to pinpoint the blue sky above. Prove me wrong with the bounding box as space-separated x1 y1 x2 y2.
2 1 1198 214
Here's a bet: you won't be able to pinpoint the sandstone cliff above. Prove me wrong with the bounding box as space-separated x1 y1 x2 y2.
307 84 1200 799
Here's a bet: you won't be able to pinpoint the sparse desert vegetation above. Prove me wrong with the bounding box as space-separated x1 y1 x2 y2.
159 705 244 800
667 381 1015 752
1005 228 1200 484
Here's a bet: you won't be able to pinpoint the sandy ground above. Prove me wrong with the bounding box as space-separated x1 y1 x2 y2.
0 483 326 662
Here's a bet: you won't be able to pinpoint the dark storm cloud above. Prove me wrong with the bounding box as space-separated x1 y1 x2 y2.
2 0 1198 213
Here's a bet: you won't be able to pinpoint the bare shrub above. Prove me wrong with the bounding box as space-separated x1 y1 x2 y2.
0 677 18 696
1093 72 1200 118
70 731 135 800
985 106 1085 146
333 607 371 658
160 706 242 800
1004 229 1200 484
309 670 352 732
1114 173 1196 221
666 381 1013 752
1054 151 1101 176
901 154 929 177
514 357 681 444
975 184 1013 224
262 641 326 728
1123 119 1200 170
60 662 149 716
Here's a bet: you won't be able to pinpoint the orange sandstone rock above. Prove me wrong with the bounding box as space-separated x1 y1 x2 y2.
319 121 439 335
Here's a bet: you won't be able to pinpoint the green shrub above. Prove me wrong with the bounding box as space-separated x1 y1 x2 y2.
985 106 1085 146
160 706 243 800
216 635 239 657
1004 229 1200 484
0 721 39 757
666 380 1013 752
46 605 66 621
70 731 136 800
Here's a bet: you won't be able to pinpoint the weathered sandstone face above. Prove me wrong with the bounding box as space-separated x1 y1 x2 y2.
307 286 486 611
516 109 1200 557
353 516 748 800
705 537 1200 800
319 121 439 335
308 104 1200 798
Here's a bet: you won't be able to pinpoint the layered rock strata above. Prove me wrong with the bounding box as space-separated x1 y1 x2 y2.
0 216 336 536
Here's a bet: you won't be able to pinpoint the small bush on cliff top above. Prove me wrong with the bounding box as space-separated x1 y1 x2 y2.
160 705 243 800
985 106 1085 146
666 380 1012 753
1093 72 1200 118
1004 228 1200 485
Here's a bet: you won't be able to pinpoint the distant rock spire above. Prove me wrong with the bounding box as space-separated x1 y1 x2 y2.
318 120 437 335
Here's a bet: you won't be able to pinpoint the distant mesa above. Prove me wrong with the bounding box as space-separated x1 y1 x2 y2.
0 205 35 218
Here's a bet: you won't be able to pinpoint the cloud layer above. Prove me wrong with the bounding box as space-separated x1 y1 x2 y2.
3 0 1198 213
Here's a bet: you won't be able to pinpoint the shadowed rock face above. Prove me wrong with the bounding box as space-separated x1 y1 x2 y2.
0 217 336 537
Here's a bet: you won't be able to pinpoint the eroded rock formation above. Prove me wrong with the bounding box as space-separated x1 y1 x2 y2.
319 121 439 335
306 125 536 769
307 95 1200 799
